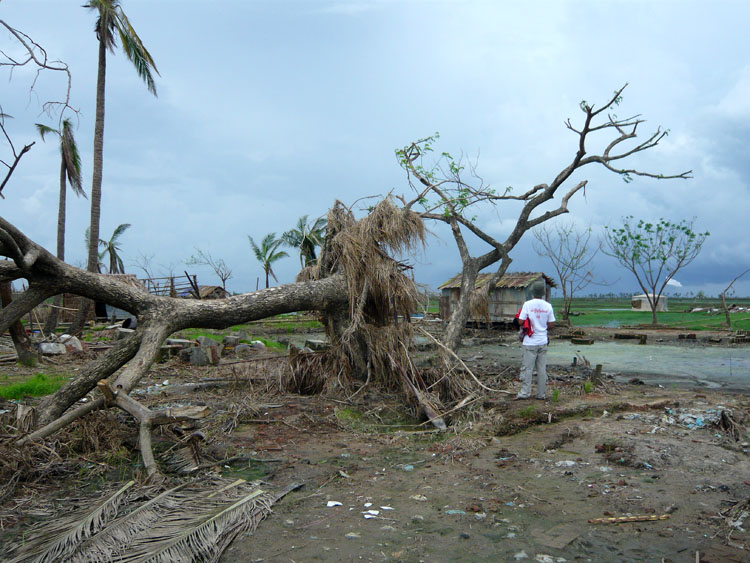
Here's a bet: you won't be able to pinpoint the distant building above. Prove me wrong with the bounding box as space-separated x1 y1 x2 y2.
438 272 556 326
198 285 230 300
631 293 668 312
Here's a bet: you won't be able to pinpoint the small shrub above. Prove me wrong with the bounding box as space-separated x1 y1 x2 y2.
583 381 594 394
551 389 560 403
519 405 537 419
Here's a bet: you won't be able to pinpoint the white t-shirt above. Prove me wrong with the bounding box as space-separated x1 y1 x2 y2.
519 298 555 346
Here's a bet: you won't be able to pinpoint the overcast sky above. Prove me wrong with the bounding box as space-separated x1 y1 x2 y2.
2 0 749 297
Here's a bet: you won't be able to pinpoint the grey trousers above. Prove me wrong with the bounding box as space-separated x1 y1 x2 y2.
519 344 548 399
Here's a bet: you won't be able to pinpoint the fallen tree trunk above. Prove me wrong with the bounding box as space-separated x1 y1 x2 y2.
2 197 431 476
0 281 37 366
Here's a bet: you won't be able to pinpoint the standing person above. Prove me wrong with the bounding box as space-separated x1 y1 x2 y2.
516 283 555 400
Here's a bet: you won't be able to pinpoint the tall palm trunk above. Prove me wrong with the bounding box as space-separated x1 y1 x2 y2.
71 35 107 334
43 160 69 335
88 35 106 275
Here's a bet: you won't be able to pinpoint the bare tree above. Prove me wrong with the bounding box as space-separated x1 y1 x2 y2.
720 268 750 330
186 248 233 290
0 19 76 122
398 84 691 350
532 221 600 324
604 217 709 324
131 251 156 279
1 20 76 356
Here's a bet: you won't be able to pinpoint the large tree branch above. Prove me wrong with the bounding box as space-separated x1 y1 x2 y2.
0 283 53 334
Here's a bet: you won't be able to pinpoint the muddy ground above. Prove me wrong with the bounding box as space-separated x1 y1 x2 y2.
2 324 750 562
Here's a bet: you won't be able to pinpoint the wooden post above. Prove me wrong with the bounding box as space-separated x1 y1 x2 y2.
592 363 603 385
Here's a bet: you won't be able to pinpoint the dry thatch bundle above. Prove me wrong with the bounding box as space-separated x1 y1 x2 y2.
0 406 92 504
469 285 491 326
285 346 333 394
320 197 424 324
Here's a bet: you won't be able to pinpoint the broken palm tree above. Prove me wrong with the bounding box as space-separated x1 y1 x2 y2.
5 477 301 563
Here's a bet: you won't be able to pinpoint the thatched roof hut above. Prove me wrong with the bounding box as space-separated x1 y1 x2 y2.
438 271 556 326
198 285 230 300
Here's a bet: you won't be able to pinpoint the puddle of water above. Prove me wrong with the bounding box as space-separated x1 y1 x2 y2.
472 340 750 390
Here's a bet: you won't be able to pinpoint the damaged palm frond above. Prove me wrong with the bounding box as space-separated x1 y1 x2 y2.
7 477 301 563
114 481 300 563
69 483 190 563
117 489 270 563
6 480 135 563
161 446 202 474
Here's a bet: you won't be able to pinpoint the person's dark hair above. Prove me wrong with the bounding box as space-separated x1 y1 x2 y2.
531 283 545 299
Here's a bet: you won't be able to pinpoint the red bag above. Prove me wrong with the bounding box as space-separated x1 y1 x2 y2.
514 308 533 340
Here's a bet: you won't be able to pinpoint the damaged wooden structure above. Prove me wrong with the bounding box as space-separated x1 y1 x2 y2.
438 271 556 327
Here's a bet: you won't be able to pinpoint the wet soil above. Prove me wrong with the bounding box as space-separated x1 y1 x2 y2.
219 386 750 563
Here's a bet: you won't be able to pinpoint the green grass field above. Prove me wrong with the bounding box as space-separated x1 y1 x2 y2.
550 297 750 331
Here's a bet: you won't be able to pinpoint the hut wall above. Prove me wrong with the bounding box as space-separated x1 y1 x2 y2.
487 287 528 321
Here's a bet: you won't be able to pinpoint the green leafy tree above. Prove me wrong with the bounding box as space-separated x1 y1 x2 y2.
282 215 327 267
248 233 288 288
604 217 709 324
83 0 158 278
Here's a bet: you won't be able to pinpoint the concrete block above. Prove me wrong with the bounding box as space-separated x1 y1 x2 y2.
39 342 67 355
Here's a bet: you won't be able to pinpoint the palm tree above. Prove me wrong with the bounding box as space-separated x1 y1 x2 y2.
98 223 132 274
83 0 158 277
248 233 288 288
282 215 327 267
72 0 157 334
36 119 85 262
36 118 85 335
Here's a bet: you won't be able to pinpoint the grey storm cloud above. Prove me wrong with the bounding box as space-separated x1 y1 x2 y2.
1 0 749 296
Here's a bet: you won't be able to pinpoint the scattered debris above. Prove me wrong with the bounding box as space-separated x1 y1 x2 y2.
588 514 670 524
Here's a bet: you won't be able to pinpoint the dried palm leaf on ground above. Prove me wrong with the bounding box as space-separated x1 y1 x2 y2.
69 482 191 562
111 480 300 563
6 479 135 563
5 477 301 563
